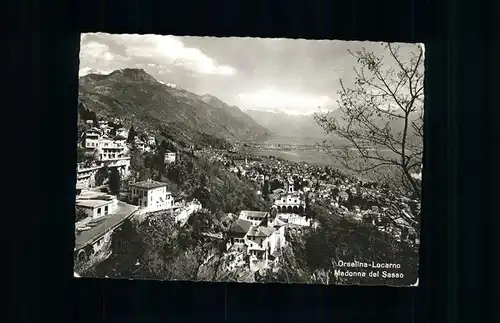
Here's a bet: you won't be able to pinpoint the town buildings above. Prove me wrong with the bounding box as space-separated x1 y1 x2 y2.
77 125 133 188
83 128 101 151
116 127 129 138
98 135 128 161
221 207 313 272
129 179 173 212
75 190 119 218
164 151 176 164
269 179 306 213
76 199 115 219
238 210 269 226
76 163 102 188
245 225 275 259
227 218 253 245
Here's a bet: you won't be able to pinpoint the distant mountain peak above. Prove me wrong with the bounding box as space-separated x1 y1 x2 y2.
79 67 111 77
77 71 273 145
108 68 158 83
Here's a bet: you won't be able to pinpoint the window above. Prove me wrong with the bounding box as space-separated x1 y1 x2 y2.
104 205 108 214
97 208 101 214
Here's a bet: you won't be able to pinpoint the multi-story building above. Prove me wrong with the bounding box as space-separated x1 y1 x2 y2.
129 179 173 212
83 128 101 151
97 135 127 161
269 179 306 214
116 127 129 139
76 163 103 188
164 151 176 164
134 138 146 152
239 210 269 226
244 225 275 260
147 136 156 146
226 218 253 249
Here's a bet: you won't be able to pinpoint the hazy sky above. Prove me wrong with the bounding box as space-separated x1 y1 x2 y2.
79 33 422 115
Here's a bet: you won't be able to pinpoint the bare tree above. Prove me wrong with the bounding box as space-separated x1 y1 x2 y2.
315 43 424 200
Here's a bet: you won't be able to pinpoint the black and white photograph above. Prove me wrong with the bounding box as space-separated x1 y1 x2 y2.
73 33 424 286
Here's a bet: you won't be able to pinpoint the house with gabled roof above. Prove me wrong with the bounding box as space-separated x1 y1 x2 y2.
245 225 275 259
238 210 269 226
226 218 252 244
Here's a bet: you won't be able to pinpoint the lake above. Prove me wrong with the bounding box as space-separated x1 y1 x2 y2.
252 148 337 166
247 147 403 181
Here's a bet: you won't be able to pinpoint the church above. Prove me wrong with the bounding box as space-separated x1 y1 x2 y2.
268 178 306 214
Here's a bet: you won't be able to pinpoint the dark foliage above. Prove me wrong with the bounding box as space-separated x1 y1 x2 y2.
108 168 121 195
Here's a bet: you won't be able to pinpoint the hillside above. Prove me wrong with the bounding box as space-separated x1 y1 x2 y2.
78 68 273 147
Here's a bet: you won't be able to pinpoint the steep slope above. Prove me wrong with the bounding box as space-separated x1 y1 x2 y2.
200 94 272 140
78 69 273 146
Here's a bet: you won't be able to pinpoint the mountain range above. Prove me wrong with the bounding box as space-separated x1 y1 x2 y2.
245 106 422 146
78 68 422 149
78 69 273 147
244 110 329 142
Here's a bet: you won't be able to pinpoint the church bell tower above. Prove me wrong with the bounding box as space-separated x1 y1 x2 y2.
286 178 294 194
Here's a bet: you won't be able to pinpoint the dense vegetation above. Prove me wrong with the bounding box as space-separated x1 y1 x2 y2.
128 145 270 213
86 145 274 279
91 207 239 281
259 202 418 285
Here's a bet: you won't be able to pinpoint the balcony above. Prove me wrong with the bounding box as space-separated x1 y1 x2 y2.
76 163 103 173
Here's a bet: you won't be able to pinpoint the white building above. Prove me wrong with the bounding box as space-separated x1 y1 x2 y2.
286 214 311 227
98 120 109 130
75 163 103 188
114 135 127 147
83 128 101 150
75 199 115 219
164 152 176 164
107 158 131 177
175 199 202 226
129 179 173 212
245 225 275 259
147 136 156 146
116 128 129 139
265 225 286 261
97 135 127 161
134 138 147 152
239 210 269 226
269 180 306 214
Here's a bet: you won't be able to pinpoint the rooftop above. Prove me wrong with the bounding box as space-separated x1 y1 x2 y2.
75 199 113 209
78 190 115 200
240 210 269 219
247 226 275 237
272 188 286 194
228 219 253 234
129 179 167 190
74 202 138 250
